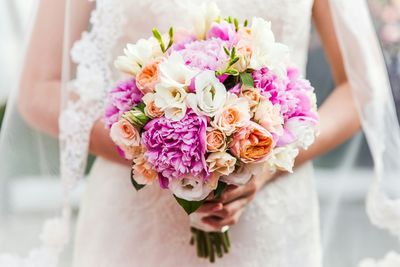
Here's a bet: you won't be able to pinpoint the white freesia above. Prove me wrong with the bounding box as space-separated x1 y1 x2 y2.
114 37 162 76
254 99 284 135
169 175 216 201
267 145 299 173
158 52 197 90
191 1 221 39
249 17 289 76
186 71 227 117
152 53 197 120
206 152 237 176
285 118 316 149
213 93 251 136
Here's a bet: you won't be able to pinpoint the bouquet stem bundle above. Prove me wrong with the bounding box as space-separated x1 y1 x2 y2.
190 227 231 263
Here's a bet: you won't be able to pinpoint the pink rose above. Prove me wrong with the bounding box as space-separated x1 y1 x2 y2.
230 121 274 163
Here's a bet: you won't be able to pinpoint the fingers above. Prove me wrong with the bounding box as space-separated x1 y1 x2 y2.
201 198 248 229
196 202 223 213
217 180 257 204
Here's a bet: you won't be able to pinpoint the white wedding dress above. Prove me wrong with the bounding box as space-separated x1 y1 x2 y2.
72 0 322 266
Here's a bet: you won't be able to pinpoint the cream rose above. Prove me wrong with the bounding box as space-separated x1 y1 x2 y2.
206 152 237 176
241 86 261 112
254 99 284 135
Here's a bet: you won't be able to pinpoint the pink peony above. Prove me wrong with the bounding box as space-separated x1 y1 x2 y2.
142 110 209 181
206 21 235 42
178 38 229 71
104 78 143 128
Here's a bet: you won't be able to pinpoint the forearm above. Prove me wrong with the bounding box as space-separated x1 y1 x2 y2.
295 81 361 166
18 80 129 166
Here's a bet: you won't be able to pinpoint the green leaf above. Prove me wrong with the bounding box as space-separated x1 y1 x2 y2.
234 18 239 32
230 47 236 59
136 102 146 113
166 27 174 50
174 195 205 214
228 57 239 67
244 19 249 27
225 69 240 76
223 46 230 56
213 181 227 199
130 167 146 191
240 72 254 87
152 28 166 52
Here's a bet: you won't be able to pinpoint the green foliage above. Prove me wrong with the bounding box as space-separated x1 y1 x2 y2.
174 196 205 215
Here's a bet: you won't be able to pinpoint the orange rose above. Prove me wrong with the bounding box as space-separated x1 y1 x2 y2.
136 60 160 94
206 128 227 152
132 154 158 185
230 121 274 163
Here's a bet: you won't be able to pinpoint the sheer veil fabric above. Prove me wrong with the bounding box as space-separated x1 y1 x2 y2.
0 0 399 266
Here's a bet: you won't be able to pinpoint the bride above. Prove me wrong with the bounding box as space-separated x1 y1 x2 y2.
6 0 398 266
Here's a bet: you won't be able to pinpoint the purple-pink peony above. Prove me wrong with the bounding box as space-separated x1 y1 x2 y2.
178 38 229 71
104 78 143 128
142 110 209 181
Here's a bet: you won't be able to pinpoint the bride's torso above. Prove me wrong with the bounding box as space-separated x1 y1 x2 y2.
73 1 322 266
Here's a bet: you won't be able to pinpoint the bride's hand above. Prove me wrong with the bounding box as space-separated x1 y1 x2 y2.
198 172 277 229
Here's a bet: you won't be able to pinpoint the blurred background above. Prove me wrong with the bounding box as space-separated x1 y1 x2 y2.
0 1 399 266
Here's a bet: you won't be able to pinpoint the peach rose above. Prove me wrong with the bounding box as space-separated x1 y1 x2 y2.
142 93 164 118
132 154 158 185
213 93 251 136
136 60 160 94
230 121 274 163
241 86 261 112
110 119 141 148
206 128 227 152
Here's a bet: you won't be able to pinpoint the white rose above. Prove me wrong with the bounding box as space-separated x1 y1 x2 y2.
169 175 215 201
249 17 289 76
213 93 251 136
191 2 221 39
221 164 253 185
154 84 187 121
254 99 284 135
186 70 227 117
267 145 299 173
206 152 237 176
114 37 162 76
285 118 316 149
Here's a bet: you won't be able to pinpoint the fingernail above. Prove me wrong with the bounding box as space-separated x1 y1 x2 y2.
212 204 223 212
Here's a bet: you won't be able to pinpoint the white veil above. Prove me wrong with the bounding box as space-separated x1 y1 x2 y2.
0 0 399 266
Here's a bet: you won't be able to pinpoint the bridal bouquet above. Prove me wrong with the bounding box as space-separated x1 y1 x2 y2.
104 3 318 262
